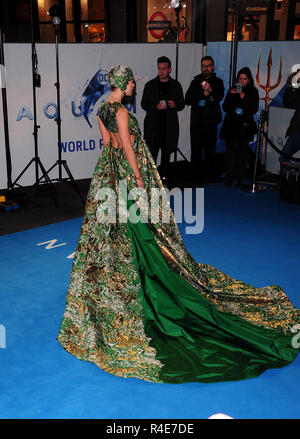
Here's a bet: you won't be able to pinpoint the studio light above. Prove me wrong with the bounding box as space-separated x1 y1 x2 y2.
52 16 61 25
170 0 186 13
169 0 188 163
48 4 61 24
45 2 84 205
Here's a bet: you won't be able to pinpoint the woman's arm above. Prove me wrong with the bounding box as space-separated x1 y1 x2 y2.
98 116 111 147
241 87 259 116
116 108 143 188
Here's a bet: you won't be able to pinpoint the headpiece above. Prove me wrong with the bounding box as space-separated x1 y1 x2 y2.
108 65 134 91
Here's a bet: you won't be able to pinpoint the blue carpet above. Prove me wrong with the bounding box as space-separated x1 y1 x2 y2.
0 183 299 419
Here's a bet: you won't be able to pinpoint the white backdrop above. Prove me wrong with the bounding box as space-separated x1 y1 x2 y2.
0 43 203 190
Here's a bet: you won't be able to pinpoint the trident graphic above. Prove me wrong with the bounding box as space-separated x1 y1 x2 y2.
256 48 282 164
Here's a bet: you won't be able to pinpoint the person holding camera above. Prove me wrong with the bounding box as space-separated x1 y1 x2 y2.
185 56 224 183
141 56 185 180
279 69 300 166
220 67 259 187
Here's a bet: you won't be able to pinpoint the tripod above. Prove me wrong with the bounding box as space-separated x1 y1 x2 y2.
45 17 84 206
12 0 57 205
0 24 13 193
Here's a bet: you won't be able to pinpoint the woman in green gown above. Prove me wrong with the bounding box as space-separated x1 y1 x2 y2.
57 65 300 383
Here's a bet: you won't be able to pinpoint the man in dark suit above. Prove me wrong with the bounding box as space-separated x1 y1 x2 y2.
185 56 224 183
141 56 185 180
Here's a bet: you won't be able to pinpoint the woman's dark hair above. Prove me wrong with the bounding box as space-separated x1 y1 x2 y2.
236 67 254 87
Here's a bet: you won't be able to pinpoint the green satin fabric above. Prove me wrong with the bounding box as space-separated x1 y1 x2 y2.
126 209 298 383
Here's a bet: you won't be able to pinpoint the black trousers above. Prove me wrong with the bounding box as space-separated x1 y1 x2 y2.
225 135 251 180
190 124 217 180
148 143 172 178
147 121 172 178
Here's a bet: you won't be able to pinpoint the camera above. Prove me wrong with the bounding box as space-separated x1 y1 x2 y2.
236 82 242 94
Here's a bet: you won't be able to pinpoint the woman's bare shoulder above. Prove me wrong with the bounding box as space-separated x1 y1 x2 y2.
116 106 129 120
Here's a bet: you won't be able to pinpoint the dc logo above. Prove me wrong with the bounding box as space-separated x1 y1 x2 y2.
97 70 108 86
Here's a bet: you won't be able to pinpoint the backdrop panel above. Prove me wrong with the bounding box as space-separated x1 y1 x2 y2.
2 41 300 190
207 41 300 174
0 43 203 190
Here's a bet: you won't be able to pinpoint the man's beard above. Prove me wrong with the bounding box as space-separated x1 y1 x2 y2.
202 70 211 78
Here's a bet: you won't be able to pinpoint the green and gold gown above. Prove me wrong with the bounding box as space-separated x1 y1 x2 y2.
57 101 300 383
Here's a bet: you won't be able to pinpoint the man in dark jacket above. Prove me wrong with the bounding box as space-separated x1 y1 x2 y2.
185 56 224 182
141 56 185 180
279 70 300 166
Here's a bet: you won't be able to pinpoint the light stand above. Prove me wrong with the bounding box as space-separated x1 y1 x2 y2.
242 110 268 194
12 0 57 205
172 0 189 163
0 24 13 193
45 6 84 206
229 0 241 87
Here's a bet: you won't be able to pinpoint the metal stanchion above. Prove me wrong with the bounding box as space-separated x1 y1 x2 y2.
242 110 268 194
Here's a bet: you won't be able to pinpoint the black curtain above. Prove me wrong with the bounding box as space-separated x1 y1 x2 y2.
193 0 207 44
126 0 137 42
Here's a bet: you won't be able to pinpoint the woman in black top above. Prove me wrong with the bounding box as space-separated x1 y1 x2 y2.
220 67 259 186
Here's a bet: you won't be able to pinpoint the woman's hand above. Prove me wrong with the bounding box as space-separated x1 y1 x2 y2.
230 88 244 98
135 175 144 188
201 81 212 94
